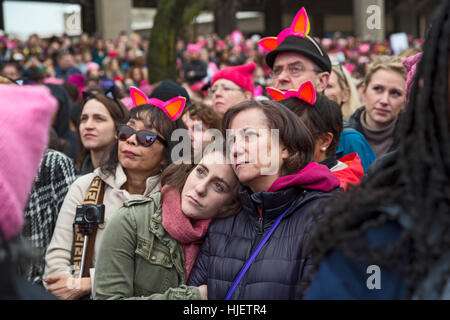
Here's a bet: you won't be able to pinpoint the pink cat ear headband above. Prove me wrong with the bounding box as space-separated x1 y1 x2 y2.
258 7 310 51
266 81 317 105
130 86 186 121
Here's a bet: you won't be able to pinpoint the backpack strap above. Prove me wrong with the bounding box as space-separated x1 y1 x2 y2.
71 176 105 277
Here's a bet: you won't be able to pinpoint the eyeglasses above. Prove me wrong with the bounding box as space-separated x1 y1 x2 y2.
117 124 167 147
208 86 244 95
270 63 322 79
82 86 125 119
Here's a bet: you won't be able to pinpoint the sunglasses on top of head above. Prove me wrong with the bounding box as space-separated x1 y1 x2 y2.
117 124 167 148
82 86 125 118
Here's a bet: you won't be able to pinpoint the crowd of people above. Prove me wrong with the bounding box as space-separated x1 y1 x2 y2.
0 0 449 301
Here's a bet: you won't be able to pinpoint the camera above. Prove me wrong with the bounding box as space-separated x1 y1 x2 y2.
75 204 105 226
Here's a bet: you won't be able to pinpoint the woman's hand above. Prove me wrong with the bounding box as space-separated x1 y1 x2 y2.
45 275 91 300
198 284 208 300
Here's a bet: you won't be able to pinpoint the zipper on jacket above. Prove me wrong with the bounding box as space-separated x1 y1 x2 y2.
258 217 263 234
257 203 263 235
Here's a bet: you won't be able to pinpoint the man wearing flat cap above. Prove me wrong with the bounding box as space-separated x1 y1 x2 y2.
260 7 332 93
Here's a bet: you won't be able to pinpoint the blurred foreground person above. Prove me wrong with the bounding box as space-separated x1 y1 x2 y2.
0 85 58 299
94 149 240 299
305 0 450 299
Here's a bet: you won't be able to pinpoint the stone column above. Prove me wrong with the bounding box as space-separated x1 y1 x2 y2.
353 0 385 40
95 0 132 39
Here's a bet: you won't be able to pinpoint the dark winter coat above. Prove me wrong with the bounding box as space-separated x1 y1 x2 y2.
187 163 340 300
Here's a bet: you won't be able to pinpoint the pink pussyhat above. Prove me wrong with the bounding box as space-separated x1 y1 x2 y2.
0 85 58 241
187 43 202 55
403 52 423 102
86 62 100 71
120 97 134 111
43 77 64 85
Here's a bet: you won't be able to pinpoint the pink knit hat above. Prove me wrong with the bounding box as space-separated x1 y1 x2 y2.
187 43 202 55
86 62 100 71
211 62 256 94
403 52 422 102
120 97 134 111
0 85 58 241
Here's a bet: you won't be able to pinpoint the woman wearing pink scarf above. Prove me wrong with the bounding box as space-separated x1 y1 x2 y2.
94 149 240 300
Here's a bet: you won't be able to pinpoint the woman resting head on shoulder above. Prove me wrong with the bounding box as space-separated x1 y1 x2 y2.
94 148 240 300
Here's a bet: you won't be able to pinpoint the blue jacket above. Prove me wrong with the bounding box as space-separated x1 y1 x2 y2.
336 128 376 173
304 220 407 300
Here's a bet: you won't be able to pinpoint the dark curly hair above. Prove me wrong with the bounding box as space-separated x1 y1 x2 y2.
304 0 450 299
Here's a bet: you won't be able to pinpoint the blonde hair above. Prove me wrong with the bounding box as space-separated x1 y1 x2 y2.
398 48 421 60
364 55 407 88
331 65 362 121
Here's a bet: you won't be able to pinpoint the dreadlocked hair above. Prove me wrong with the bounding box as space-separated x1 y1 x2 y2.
303 0 450 299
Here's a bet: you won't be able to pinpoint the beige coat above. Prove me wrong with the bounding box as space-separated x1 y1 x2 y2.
44 164 161 288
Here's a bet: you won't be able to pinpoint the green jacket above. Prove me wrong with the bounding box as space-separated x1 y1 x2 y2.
94 192 201 300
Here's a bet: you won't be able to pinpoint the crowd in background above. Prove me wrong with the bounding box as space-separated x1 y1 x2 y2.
0 29 422 106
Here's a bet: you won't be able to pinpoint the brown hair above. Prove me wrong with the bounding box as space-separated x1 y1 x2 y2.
222 99 314 176
188 103 222 130
76 90 129 169
127 65 144 83
161 148 241 218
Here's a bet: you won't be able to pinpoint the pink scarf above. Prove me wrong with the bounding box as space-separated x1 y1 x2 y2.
161 185 212 279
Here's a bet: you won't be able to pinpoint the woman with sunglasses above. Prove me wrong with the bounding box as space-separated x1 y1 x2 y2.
77 88 129 175
44 90 184 300
94 148 240 300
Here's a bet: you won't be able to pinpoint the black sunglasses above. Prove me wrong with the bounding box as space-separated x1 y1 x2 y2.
82 86 125 119
117 124 167 147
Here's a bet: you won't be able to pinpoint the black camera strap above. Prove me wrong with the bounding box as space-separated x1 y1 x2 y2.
71 176 105 278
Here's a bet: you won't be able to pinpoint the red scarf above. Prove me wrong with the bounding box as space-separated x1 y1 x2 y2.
161 185 212 279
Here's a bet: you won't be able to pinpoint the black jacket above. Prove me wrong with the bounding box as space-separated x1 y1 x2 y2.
188 183 337 300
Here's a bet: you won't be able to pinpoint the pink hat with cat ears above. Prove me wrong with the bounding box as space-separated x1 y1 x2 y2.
129 86 186 121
